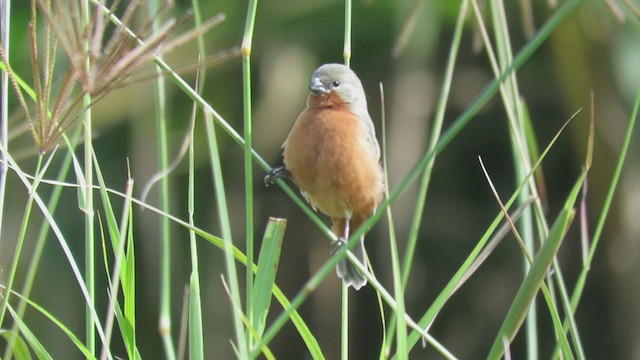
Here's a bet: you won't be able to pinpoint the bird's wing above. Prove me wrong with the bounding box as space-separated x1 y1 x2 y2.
360 112 381 161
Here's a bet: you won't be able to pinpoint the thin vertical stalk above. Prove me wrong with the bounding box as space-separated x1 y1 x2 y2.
241 0 258 347
147 0 175 357
83 81 96 357
380 82 408 360
341 284 349 360
191 0 207 94
187 114 204 359
341 2 352 358
203 111 248 358
99 174 134 360
80 0 96 355
189 1 206 358
343 0 352 66
488 1 538 357
0 0 10 247
380 83 408 360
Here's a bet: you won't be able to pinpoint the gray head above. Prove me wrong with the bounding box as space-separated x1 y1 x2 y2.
308 63 367 109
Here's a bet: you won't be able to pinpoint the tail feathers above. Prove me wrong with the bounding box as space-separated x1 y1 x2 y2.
335 239 368 290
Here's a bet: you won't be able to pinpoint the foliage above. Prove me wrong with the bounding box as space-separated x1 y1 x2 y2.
1 0 638 359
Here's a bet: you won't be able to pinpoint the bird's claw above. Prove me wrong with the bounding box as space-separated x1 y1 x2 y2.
264 166 290 187
330 238 347 255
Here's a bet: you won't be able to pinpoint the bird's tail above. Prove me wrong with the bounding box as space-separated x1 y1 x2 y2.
335 237 368 291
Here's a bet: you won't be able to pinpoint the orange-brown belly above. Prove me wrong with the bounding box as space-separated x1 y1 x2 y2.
283 107 383 218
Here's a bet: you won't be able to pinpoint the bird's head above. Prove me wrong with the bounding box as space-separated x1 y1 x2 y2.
308 64 367 110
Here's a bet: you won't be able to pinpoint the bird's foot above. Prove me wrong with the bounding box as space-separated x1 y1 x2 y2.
264 166 290 187
330 237 347 255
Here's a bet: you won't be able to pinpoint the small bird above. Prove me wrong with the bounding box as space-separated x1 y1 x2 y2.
265 63 384 290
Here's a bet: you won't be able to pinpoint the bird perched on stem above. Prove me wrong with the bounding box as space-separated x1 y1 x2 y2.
265 63 384 290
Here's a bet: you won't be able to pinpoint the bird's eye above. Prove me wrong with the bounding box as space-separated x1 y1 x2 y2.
332 80 341 88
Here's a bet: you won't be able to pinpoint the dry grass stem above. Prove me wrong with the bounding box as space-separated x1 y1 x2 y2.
0 0 228 153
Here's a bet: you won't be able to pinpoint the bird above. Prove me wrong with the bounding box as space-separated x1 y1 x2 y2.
265 63 384 290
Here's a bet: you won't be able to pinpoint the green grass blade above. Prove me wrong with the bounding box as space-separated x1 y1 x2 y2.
124 214 138 360
3 289 95 359
188 104 204 360
340 284 349 360
92 153 134 360
4 303 53 360
98 214 140 360
78 0 96 353
543 114 595 360
551 90 640 359
387 210 407 360
343 0 352 66
479 157 575 360
269 286 324 359
1 330 32 360
186 0 210 346
487 170 587 359
341 5 352 357
185 3 208 360
91 150 125 261
221 277 276 360
113 298 139 360
145 0 174 356
241 0 259 345
252 217 286 338
188 272 204 360
202 111 248 358
190 0 208 94
376 288 387 360
582 92 639 263
185 45 205 360
380 82 407 359
378 28 392 360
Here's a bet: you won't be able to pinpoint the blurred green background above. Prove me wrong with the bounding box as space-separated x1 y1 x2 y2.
2 0 639 358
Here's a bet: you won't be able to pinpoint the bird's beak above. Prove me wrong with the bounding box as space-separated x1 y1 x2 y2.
309 77 329 94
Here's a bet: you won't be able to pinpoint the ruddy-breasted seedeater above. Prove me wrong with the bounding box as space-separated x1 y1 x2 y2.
266 63 384 290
